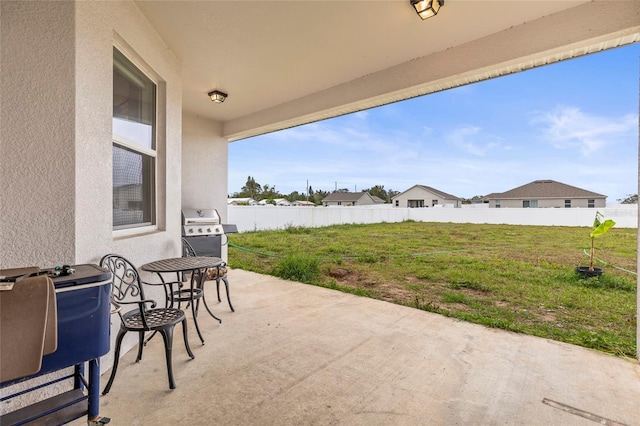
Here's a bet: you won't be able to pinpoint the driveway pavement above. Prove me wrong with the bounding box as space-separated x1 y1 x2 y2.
82 269 640 425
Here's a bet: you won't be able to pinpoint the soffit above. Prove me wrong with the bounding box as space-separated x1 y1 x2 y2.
135 1 638 141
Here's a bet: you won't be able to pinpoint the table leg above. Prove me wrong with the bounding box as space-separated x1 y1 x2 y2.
197 269 222 323
190 270 207 344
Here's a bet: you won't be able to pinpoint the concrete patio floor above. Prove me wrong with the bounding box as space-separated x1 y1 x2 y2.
79 269 640 425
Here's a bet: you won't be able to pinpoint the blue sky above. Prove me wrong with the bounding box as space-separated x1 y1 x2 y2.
229 43 639 203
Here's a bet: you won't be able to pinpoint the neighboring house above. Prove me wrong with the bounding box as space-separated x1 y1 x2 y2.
292 200 315 206
258 198 291 206
371 196 386 204
322 192 377 207
391 185 462 208
227 198 257 206
486 180 606 208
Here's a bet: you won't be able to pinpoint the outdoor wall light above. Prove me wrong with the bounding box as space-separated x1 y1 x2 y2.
208 90 228 103
411 0 444 20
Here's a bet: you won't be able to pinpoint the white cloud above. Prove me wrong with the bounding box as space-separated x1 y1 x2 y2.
530 106 636 156
445 125 500 156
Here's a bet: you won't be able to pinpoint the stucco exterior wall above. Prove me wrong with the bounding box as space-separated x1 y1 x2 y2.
1 1 76 268
1 0 185 268
392 186 460 208
75 0 183 266
182 114 228 221
1 0 189 411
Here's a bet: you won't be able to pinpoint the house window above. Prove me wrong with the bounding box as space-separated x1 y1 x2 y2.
112 48 156 230
495 200 501 208
565 199 571 208
432 200 438 207
523 200 538 208
588 199 595 208
395 200 399 207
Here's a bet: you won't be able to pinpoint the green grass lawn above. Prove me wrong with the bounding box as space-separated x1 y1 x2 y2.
227 221 637 357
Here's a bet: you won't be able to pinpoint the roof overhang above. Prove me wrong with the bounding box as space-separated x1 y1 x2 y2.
136 1 640 142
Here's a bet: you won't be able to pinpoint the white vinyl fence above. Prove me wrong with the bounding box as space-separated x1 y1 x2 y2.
228 205 638 233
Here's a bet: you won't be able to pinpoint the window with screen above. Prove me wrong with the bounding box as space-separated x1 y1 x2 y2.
112 48 156 230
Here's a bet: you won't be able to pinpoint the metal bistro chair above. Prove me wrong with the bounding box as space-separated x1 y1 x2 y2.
100 254 195 394
182 238 234 313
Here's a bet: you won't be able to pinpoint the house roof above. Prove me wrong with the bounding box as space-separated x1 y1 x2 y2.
227 198 256 204
393 185 461 201
322 192 371 203
488 180 606 200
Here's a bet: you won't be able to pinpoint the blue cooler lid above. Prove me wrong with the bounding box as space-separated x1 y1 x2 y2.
51 264 111 289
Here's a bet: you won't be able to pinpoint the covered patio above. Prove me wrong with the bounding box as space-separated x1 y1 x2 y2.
72 269 640 425
2 0 640 423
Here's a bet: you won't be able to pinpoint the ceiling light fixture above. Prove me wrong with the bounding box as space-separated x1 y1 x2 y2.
411 0 444 20
208 90 228 103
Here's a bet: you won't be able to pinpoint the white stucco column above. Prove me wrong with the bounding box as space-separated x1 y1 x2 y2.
181 114 228 220
0 1 76 268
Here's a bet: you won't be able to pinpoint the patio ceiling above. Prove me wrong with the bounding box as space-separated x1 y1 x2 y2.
136 1 640 141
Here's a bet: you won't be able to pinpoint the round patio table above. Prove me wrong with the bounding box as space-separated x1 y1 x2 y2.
141 256 225 344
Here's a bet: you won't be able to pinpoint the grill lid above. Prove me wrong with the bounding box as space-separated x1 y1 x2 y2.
182 208 220 225
182 208 223 236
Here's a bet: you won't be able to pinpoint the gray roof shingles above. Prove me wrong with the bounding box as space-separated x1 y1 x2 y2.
488 180 605 199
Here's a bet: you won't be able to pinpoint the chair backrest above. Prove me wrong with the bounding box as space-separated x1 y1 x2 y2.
181 238 201 282
100 254 147 307
182 238 197 257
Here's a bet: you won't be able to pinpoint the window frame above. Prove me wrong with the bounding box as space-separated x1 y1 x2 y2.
112 46 159 235
588 199 595 208
565 199 571 208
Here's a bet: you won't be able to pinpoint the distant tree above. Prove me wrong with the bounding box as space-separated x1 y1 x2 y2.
261 184 282 201
387 189 400 200
234 176 262 199
312 189 329 205
287 191 307 202
617 194 638 204
365 185 389 202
